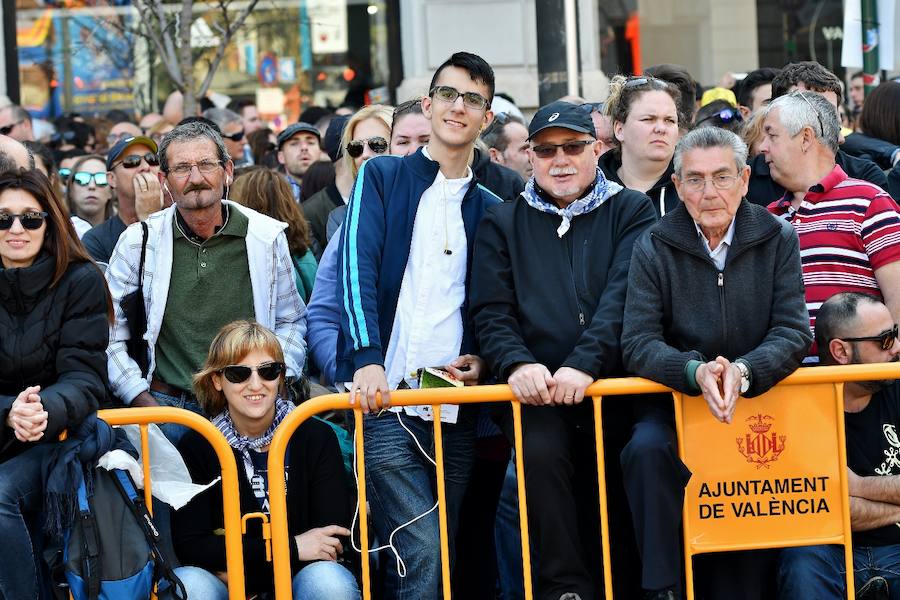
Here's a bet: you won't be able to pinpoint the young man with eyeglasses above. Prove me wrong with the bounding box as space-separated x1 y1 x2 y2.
621 126 811 600
470 101 657 600
335 51 500 600
105 120 305 441
761 92 900 361
81 135 163 266
778 292 900 600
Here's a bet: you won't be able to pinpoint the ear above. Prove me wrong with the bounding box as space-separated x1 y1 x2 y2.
107 170 118 191
482 109 494 131
277 150 286 166
421 95 433 119
738 105 751 119
156 170 167 186
829 339 852 365
488 147 504 164
223 159 234 183
212 372 223 392
614 120 625 142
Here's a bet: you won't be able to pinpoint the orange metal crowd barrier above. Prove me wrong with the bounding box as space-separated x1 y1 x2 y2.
266 364 900 598
97 408 248 600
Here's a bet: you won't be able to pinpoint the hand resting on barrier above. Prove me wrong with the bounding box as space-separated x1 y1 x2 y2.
695 357 741 424
350 364 391 413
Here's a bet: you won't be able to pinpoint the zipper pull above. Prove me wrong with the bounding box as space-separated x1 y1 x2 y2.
579 312 585 326
717 272 724 287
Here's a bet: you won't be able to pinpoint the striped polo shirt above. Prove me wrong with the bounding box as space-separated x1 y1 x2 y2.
768 165 900 359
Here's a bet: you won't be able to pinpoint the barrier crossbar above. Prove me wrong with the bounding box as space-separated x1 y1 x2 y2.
265 363 900 599
97 408 248 600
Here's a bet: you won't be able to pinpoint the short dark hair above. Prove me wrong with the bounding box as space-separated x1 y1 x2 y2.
0 151 19 174
736 67 781 108
429 52 495 104
771 61 842 99
815 292 882 363
858 81 900 146
851 70 865 81
644 64 697 130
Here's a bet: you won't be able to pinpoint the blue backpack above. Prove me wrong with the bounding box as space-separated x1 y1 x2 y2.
62 468 186 600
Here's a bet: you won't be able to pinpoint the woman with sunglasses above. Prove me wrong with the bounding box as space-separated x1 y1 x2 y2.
171 320 359 600
599 75 683 218
340 105 392 180
0 170 111 599
65 154 114 233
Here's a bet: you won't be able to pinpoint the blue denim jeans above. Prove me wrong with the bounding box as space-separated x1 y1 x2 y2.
361 410 475 600
148 389 204 444
495 455 525 600
163 562 359 600
778 544 900 599
0 444 55 600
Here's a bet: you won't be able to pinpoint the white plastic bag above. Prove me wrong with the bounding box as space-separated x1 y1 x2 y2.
97 423 218 510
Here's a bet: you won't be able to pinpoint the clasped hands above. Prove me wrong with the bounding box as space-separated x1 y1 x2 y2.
508 363 593 406
696 356 742 424
5 385 47 442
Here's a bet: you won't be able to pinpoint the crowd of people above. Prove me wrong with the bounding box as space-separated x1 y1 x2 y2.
0 48 899 600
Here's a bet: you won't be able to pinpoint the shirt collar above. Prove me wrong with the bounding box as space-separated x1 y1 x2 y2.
422 146 473 186
694 216 736 253
175 203 229 243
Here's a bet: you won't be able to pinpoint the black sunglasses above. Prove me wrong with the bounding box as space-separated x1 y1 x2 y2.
531 139 594 159
220 361 286 384
0 120 23 136
695 107 743 127
839 324 899 351
0 211 48 230
114 152 159 169
346 137 388 159
222 129 245 142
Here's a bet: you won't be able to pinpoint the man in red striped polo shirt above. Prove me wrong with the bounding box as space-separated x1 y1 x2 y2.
761 91 900 359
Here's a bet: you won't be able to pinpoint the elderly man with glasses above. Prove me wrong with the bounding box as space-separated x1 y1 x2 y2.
761 91 900 361
104 120 305 442
470 100 657 600
620 126 812 599
778 292 900 599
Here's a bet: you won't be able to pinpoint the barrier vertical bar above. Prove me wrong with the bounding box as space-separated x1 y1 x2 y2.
355 409 373 600
432 405 453 599
591 395 614 598
833 383 856 600
140 424 153 515
672 392 695 600
510 401 534 600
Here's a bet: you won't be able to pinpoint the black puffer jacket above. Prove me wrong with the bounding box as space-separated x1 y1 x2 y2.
0 252 109 460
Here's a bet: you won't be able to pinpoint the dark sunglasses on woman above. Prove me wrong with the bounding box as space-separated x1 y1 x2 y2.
345 137 388 159
114 152 159 169
0 211 48 230
220 361 286 384
72 171 109 187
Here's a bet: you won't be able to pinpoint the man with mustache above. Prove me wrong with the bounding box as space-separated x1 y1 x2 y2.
778 292 900 599
104 120 306 441
470 101 657 600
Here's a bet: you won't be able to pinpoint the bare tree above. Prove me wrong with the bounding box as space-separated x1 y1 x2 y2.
122 0 261 116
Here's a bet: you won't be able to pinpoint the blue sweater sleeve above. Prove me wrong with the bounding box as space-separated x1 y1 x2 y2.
337 160 387 371
307 232 341 386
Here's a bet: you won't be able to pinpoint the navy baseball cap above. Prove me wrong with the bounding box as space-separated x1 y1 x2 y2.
106 135 158 170
323 115 350 162
528 101 596 140
277 122 321 149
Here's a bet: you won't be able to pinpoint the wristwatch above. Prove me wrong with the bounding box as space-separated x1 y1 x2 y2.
735 360 751 395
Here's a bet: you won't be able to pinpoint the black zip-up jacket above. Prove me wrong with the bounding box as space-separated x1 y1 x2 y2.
597 150 680 218
0 253 109 459
471 147 526 202
470 188 657 380
621 200 812 396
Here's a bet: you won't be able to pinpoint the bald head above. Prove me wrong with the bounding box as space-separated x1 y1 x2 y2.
0 134 33 173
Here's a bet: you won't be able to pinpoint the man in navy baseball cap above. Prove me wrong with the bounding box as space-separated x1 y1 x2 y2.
527 100 597 140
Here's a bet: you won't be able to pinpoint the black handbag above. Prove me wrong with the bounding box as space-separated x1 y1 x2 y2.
120 222 150 377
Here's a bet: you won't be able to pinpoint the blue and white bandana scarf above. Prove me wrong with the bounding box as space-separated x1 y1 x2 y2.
522 168 623 237
212 398 294 481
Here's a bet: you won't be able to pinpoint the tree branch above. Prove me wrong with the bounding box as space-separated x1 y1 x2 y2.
196 0 260 98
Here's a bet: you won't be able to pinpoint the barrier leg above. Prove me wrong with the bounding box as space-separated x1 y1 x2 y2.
432 406 453 600
672 393 695 600
591 396 614 598
833 383 856 600
511 402 534 600
355 410 372 600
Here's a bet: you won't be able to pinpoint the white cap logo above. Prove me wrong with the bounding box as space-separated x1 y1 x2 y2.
548 112 560 122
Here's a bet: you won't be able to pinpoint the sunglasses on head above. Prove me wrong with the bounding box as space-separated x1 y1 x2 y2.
531 139 594 159
695 107 743 127
220 361 286 384
222 129 245 142
0 120 23 136
115 152 159 169
346 136 388 159
839 324 899 351
72 171 109 187
0 211 48 230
